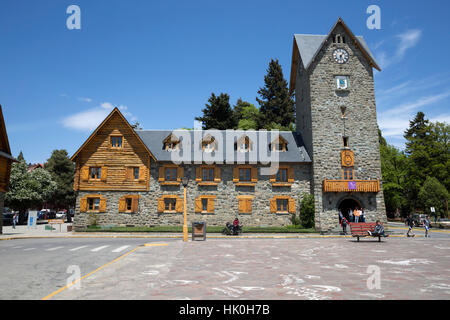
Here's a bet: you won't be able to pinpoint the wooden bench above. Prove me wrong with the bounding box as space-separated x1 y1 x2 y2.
349 222 385 242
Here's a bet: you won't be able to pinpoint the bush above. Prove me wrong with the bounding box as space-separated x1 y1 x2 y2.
300 193 315 228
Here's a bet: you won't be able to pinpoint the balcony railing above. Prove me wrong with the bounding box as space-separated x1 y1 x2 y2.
323 180 380 193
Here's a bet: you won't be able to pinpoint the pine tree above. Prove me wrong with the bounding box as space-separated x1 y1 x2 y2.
256 59 295 130
233 98 260 130
44 150 76 210
195 93 237 130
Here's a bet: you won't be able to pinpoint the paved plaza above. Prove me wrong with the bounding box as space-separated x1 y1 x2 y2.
47 237 450 300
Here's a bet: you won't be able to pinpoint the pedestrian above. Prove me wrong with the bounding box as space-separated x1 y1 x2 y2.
367 220 388 237
349 208 353 223
423 215 431 238
12 212 18 229
360 208 365 223
354 208 360 223
341 216 348 235
338 210 343 223
405 214 415 237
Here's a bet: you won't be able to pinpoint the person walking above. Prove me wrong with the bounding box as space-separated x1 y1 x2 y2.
12 212 18 229
423 215 431 238
405 215 415 237
349 208 353 223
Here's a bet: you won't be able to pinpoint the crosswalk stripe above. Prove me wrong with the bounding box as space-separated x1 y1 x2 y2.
70 245 89 251
91 245 110 252
46 246 64 251
112 245 130 253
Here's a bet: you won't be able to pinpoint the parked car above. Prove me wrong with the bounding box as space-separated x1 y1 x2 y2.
2 208 13 226
412 214 426 227
55 211 67 220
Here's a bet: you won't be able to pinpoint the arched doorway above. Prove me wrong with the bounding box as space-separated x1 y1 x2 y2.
338 198 361 223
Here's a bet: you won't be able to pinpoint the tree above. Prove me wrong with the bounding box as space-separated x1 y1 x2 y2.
256 59 295 130
429 121 450 191
195 93 237 130
299 193 315 228
233 99 260 130
418 177 449 220
5 155 57 223
45 149 76 210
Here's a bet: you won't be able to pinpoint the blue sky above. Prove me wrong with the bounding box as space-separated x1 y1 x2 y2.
1 0 449 163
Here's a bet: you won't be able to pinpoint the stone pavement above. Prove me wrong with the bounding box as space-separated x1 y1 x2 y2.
50 237 450 300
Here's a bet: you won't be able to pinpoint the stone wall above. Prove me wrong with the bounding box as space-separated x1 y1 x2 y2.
295 24 386 232
73 163 312 230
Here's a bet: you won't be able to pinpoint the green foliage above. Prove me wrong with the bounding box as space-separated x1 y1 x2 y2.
44 149 76 209
299 193 315 228
256 59 295 130
195 93 237 129
5 156 57 214
235 101 260 130
418 177 449 219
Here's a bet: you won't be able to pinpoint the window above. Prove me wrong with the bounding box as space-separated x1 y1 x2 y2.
343 167 354 180
270 136 288 152
88 198 100 211
235 136 252 152
201 135 216 152
343 137 349 148
119 195 139 213
111 136 123 148
165 167 177 181
277 199 288 212
133 167 140 180
340 106 347 118
195 196 216 213
238 196 253 214
233 166 257 185
270 196 295 214
126 198 133 211
90 167 101 180
163 134 180 151
157 195 182 213
202 168 214 181
239 168 251 181
159 165 183 184
276 168 288 182
164 198 177 211
333 34 345 44
196 166 220 185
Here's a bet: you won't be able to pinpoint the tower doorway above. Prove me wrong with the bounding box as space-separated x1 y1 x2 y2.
338 198 361 223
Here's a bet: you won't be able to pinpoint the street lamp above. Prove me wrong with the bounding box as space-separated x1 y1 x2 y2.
181 176 189 242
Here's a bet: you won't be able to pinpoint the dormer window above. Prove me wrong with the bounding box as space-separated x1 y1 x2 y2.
234 135 252 152
270 135 288 152
163 134 180 151
201 135 216 152
110 136 123 148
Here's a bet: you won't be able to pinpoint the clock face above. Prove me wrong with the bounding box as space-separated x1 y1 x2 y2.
333 48 349 64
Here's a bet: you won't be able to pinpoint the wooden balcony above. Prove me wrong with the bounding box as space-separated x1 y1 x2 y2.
323 180 380 193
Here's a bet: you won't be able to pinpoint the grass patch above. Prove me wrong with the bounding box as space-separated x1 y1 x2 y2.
80 225 317 233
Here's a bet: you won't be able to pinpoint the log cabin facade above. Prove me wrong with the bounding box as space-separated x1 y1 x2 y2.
71 18 387 232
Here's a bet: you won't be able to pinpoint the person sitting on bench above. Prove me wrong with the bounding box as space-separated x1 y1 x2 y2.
367 220 388 237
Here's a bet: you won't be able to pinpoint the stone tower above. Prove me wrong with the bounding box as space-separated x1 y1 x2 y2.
289 18 387 232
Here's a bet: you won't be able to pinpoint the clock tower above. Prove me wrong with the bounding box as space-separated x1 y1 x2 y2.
289 18 387 232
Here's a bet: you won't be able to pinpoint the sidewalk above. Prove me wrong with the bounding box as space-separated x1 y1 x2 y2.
0 223 419 241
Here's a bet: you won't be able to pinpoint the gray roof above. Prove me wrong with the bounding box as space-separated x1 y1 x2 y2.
136 130 311 164
294 34 378 70
0 150 17 161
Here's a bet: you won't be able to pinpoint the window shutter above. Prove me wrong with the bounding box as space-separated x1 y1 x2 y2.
81 167 89 182
118 197 126 212
157 198 165 212
288 198 296 214
238 198 246 213
139 166 146 181
158 167 165 182
288 167 294 183
101 167 108 182
233 167 239 182
195 198 202 213
132 196 139 213
99 197 106 213
214 167 221 182
175 197 183 213
270 198 277 213
246 199 252 213
196 167 202 181
177 167 184 182
80 197 87 212
251 167 258 182
207 197 215 213
270 174 276 183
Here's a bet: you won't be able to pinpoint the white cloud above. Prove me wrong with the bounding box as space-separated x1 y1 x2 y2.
396 29 422 59
62 102 136 131
382 91 450 117
78 97 93 103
